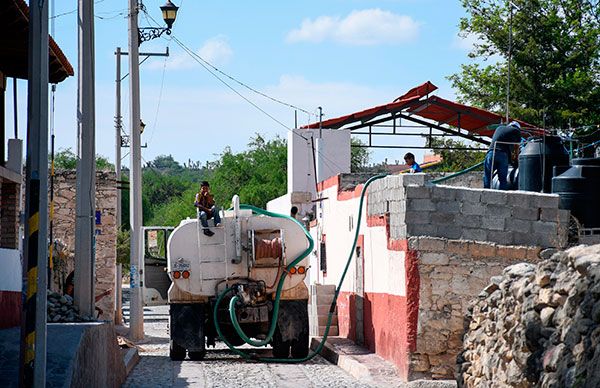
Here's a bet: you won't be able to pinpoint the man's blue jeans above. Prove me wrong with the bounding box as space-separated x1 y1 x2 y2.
198 206 221 228
483 149 509 190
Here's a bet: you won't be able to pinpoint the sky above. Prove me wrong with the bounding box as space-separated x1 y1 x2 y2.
6 0 483 169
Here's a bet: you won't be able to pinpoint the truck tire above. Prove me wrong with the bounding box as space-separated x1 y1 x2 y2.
169 340 186 361
188 350 206 361
290 323 309 358
272 326 291 358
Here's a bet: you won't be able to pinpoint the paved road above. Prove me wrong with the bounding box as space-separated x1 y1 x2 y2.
123 305 374 388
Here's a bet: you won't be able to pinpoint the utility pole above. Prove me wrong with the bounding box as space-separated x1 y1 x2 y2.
19 0 49 385
115 47 122 229
75 0 96 317
114 47 168 230
127 0 144 340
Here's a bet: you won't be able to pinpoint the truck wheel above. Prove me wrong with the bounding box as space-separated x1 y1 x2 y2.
290 304 309 358
169 340 186 361
188 350 206 361
272 326 291 358
290 327 309 358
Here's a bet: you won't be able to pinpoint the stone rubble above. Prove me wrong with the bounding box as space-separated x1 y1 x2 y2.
46 290 95 323
458 244 600 388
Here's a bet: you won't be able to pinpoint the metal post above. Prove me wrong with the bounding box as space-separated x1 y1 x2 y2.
19 0 49 385
115 264 123 325
115 47 122 229
75 0 96 317
128 0 145 340
506 3 513 122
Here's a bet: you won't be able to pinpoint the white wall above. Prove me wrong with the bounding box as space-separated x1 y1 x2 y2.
0 248 21 292
288 128 351 196
311 182 406 297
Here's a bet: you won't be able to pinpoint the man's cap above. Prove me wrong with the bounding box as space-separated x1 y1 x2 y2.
201 180 210 187
509 121 521 130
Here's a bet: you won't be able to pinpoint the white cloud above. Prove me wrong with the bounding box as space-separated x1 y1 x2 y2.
287 9 420 46
452 32 481 51
198 35 233 65
147 35 233 70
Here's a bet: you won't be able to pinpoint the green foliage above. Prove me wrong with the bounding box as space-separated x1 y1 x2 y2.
148 187 198 226
116 228 130 271
428 137 485 172
350 138 371 172
208 134 287 209
450 0 600 131
53 148 114 171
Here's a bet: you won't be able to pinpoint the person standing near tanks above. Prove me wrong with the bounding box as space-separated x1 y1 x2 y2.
404 152 422 173
483 121 523 190
195 180 221 237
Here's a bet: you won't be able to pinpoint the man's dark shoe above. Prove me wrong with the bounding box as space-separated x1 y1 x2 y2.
203 229 214 237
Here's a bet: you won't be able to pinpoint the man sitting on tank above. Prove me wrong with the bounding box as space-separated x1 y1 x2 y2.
484 121 523 190
195 180 221 237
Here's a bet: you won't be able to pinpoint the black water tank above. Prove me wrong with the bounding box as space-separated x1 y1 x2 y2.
551 158 600 228
518 136 569 193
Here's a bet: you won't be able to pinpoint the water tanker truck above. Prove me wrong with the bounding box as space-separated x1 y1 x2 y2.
166 196 311 360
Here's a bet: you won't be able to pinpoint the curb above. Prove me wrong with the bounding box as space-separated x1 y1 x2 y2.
123 347 140 375
310 337 371 381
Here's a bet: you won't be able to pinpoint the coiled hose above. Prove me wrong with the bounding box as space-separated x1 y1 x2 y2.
212 174 388 362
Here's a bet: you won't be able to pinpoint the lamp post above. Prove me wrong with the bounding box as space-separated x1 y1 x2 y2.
127 0 178 341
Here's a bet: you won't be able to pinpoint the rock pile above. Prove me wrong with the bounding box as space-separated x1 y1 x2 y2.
47 290 95 323
458 244 600 388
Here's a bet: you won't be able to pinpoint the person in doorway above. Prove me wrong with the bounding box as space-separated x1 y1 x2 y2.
404 152 422 173
194 181 221 237
290 206 299 220
483 121 523 190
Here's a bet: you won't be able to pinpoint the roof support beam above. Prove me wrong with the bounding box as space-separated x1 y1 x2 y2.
396 113 491 145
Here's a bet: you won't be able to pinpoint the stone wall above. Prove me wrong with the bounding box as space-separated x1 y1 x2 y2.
367 174 569 248
51 170 117 321
408 236 540 379
0 176 21 249
458 244 600 387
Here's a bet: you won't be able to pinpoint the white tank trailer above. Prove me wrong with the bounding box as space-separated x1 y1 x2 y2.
166 196 311 360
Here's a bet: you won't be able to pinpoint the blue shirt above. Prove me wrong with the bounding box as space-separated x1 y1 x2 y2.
411 162 422 172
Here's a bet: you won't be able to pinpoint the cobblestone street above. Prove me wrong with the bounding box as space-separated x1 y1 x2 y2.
123 305 374 388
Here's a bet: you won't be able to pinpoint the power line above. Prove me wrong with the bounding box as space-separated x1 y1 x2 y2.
147 44 169 146
140 9 346 173
140 9 312 117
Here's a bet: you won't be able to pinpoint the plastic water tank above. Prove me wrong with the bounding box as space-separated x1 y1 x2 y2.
518 136 569 193
551 158 600 228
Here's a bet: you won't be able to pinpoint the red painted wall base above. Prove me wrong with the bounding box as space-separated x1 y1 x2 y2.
0 291 21 329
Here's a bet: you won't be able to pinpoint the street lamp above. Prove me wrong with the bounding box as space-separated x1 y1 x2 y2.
138 0 179 45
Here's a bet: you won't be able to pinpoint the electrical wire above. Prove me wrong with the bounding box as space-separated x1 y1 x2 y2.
147 44 169 146
138 8 352 174
49 0 107 19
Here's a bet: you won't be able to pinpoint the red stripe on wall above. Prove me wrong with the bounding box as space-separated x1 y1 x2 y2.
363 292 410 379
0 291 21 329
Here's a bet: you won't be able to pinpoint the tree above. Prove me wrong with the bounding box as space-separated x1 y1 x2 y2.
350 138 371 172
53 148 114 170
449 0 600 134
208 134 287 209
428 137 486 172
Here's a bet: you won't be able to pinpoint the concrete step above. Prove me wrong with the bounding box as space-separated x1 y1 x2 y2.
311 325 339 336
313 294 338 305
309 304 336 316
310 284 336 295
309 313 338 326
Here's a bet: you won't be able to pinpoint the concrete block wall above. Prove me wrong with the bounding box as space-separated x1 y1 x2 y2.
367 174 569 248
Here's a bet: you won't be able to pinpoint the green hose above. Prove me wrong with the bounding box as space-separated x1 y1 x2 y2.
429 160 484 184
212 174 388 362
